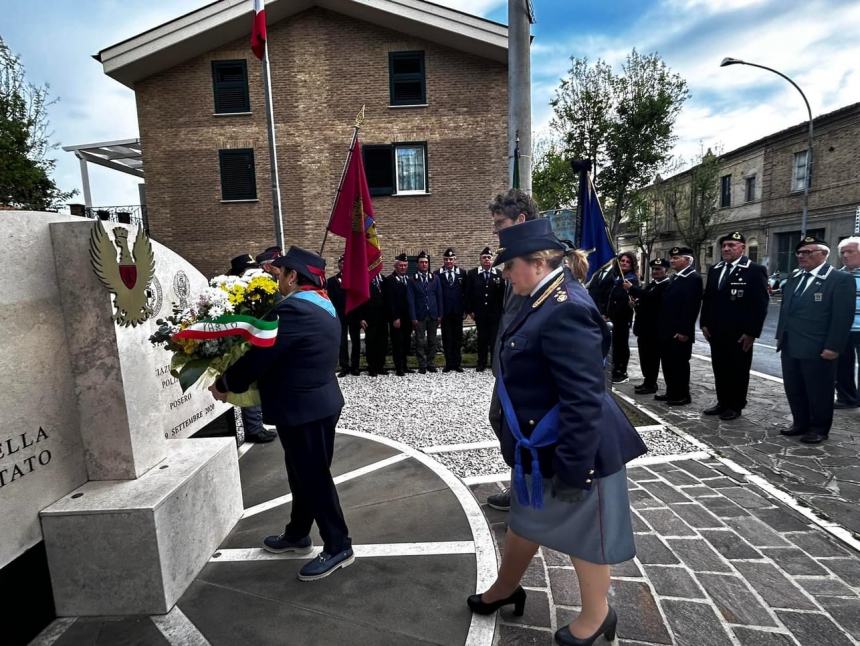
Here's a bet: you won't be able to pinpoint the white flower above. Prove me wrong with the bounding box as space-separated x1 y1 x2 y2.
195 287 234 318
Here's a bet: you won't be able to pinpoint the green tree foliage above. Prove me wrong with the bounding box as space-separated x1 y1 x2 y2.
549 50 689 238
0 37 75 210
531 136 576 210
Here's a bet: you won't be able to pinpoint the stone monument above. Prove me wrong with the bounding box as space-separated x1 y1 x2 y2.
0 211 243 617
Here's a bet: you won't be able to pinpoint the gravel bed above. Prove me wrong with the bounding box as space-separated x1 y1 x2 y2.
637 427 700 457
432 448 510 479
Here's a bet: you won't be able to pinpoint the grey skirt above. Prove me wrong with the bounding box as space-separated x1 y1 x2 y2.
509 466 635 564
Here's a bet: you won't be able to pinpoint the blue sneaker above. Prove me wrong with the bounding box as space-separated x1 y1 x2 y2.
297 548 355 581
262 533 313 554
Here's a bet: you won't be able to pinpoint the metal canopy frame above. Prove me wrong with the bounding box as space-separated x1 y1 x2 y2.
62 138 144 207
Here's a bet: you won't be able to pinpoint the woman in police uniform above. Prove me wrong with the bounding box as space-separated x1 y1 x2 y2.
466 219 647 646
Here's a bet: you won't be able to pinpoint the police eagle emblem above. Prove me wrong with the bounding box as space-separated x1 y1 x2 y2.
89 220 156 327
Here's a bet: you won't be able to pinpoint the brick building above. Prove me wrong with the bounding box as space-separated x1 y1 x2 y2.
97 0 509 277
620 102 860 275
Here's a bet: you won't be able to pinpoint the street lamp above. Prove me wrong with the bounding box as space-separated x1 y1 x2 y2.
720 57 813 235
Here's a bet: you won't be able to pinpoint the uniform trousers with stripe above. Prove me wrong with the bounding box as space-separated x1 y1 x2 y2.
709 331 754 411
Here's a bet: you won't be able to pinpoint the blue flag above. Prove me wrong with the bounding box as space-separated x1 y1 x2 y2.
580 176 615 280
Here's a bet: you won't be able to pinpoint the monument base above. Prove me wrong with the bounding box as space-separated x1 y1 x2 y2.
40 438 242 616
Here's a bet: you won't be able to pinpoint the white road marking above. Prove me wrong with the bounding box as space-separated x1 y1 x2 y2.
690 352 784 383
210 541 476 562
28 618 77 645
463 472 511 486
151 606 211 646
423 439 500 454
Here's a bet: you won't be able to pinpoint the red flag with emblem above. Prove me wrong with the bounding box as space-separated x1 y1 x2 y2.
328 139 383 313
250 0 266 60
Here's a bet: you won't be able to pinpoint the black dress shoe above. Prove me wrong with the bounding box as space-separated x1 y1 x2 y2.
834 400 860 410
719 409 740 421
442 367 452 373
454 367 464 373
337 370 349 378
779 426 807 437
554 606 617 645
476 366 486 372
703 404 724 415
395 370 406 377
467 586 526 616
350 370 361 376
634 384 657 394
418 367 427 374
367 371 377 377
427 366 437 373
800 432 828 444
654 394 668 401
666 397 692 406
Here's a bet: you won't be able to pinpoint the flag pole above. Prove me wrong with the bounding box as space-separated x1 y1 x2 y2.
262 40 284 249
320 106 365 255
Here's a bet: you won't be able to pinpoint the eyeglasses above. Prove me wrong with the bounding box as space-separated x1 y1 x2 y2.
795 249 823 257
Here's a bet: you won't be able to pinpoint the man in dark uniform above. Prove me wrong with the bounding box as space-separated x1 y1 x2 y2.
437 247 467 372
465 247 505 371
700 231 769 420
776 236 855 444
630 258 670 395
255 247 282 279
408 251 443 374
364 272 389 376
656 246 703 406
326 256 353 377
211 246 353 581
385 253 412 376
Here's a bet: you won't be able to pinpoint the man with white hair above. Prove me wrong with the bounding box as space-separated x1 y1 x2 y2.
776 235 855 444
835 236 860 409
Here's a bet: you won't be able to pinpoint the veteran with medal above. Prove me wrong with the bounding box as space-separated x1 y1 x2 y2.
466 219 646 646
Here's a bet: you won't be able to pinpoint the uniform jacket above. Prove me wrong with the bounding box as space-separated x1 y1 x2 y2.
775 264 855 359
631 278 670 338
219 292 344 427
436 266 466 316
325 273 346 320
700 256 769 338
384 271 411 322
498 270 647 490
658 265 703 339
363 274 387 324
465 267 505 320
408 271 443 320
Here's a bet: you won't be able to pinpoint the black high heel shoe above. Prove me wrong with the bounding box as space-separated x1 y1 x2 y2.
554 606 617 645
466 586 526 616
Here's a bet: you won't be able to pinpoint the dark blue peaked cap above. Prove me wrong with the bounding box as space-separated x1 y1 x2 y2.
493 218 565 266
273 246 327 287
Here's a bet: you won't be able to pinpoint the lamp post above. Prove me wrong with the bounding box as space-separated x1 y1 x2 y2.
720 57 813 235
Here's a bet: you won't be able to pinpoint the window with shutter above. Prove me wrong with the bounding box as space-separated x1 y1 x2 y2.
720 174 732 208
212 60 250 114
363 145 395 196
219 149 257 200
389 52 426 106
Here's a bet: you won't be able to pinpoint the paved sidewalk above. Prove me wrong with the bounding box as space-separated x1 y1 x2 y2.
618 349 860 536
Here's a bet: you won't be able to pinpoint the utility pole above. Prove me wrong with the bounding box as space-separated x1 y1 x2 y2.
508 0 532 193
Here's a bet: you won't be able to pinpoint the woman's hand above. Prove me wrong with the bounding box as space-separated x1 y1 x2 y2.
208 383 228 402
551 475 587 503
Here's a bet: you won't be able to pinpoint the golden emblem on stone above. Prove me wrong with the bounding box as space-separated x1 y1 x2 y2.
89 220 156 327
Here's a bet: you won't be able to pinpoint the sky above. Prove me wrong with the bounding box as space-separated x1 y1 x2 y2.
3 0 859 207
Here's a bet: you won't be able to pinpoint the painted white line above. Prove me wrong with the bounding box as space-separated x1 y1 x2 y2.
151 606 211 646
463 472 511 486
613 389 860 554
211 541 476 562
635 424 666 432
335 428 498 646
628 451 711 466
241 453 410 519
423 439 500 454
237 441 254 459
28 618 77 646
691 352 784 383
754 341 779 350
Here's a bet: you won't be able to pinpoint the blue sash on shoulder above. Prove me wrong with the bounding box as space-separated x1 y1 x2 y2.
496 373 560 509
290 290 337 318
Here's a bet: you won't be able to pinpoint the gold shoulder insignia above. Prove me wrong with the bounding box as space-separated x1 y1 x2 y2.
532 274 566 308
556 292 568 302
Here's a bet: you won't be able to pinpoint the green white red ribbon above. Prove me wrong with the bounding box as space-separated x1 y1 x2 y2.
172 314 278 347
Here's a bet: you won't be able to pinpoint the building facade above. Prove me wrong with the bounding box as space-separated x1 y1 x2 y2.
98 0 509 277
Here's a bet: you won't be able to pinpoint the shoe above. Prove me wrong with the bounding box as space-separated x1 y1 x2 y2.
476 366 486 372
350 370 361 376
454 367 464 373
666 397 692 406
487 488 511 511
297 548 355 581
611 374 629 384
395 370 406 377
634 384 656 394
800 432 828 444
654 394 668 401
337 370 349 378
368 371 377 377
834 400 859 409
719 409 740 421
442 367 452 373
554 606 617 645
262 533 313 555
779 426 807 437
427 366 438 373
467 585 526 616
703 404 724 415
419 367 427 374
404 368 416 374
244 429 277 443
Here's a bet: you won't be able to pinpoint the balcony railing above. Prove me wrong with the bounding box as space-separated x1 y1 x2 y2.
69 204 148 231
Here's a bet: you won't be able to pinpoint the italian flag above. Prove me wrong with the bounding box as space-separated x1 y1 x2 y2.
173 314 278 347
250 0 267 60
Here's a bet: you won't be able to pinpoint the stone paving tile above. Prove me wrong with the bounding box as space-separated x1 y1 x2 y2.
497 624 553 645
665 538 733 573
699 495 752 518
673 459 723 480
723 517 791 547
612 559 644 578
610 579 672 645
718 486 774 509
630 510 650 533
696 572 777 626
659 469 700 487
677 485 717 498
521 556 548 588
775 610 854 646
669 502 725 529
633 534 680 565
740 562 817 610
785 531 854 557
698 529 763 560
639 480 694 505
638 508 697 537
628 488 664 510
759 547 829 576
548 567 580 606
642 565 705 599
541 548 570 567
748 506 811 533
501 589 551 629
815 596 860 639
732 627 797 646
796 576 857 598
660 599 734 646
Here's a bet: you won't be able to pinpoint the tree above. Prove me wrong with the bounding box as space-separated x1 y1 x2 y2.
549 50 689 239
0 37 75 210
626 186 663 280
531 136 576 210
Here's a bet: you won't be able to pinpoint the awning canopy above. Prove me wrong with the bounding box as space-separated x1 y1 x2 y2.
62 138 144 178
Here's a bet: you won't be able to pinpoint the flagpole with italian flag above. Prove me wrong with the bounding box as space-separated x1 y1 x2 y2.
251 0 284 249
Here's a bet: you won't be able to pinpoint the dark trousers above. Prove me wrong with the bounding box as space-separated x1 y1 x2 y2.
347 318 362 373
709 331 754 410
660 336 693 401
781 348 839 435
835 331 860 405
441 314 463 368
240 405 264 437
389 321 411 372
337 317 350 371
475 316 500 370
610 315 632 376
277 414 351 555
636 333 661 387
365 319 388 374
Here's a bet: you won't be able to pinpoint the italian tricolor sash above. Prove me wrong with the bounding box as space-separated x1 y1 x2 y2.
172 314 278 347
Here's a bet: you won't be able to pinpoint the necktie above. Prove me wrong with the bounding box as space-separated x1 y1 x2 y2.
448 271 454 286
483 271 489 281
794 272 811 295
718 263 732 290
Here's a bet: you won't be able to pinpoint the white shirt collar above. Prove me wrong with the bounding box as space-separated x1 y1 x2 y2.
530 266 564 297
805 261 828 277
